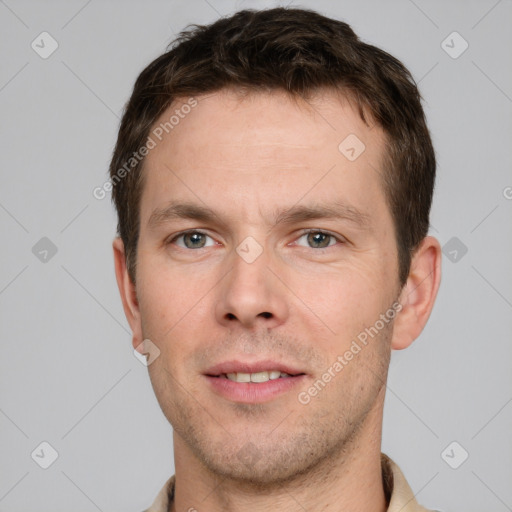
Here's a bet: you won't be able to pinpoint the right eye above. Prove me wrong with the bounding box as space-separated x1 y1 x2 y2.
168 230 217 249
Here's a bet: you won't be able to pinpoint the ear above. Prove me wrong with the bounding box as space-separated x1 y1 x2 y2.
113 237 143 350
391 236 442 350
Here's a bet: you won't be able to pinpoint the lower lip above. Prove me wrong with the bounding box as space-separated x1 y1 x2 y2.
204 375 307 403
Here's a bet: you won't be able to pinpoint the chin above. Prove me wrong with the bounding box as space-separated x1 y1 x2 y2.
205 457 305 488
194 435 329 489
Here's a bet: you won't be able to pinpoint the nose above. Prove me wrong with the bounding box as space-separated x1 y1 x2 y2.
215 244 289 330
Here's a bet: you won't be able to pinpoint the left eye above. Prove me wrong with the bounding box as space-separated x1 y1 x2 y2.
295 230 340 249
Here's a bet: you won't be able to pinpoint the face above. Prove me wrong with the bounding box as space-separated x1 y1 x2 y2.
123 88 406 485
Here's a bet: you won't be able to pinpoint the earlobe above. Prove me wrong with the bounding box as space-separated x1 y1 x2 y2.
112 237 143 350
391 236 442 350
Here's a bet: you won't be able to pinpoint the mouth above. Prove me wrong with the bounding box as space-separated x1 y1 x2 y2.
204 360 307 403
209 370 304 383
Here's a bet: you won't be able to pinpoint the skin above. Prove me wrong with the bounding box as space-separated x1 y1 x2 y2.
113 88 441 512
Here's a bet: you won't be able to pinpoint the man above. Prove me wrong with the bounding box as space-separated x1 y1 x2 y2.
110 7 441 512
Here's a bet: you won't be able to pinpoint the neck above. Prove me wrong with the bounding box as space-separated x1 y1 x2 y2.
170 391 387 512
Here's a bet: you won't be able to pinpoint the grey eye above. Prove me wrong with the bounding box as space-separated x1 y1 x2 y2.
173 231 215 249
184 232 206 248
296 231 337 249
308 232 331 248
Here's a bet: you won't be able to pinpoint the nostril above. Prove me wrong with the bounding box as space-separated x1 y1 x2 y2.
223 311 274 323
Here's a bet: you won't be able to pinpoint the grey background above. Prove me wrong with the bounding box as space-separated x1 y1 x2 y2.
1 0 511 510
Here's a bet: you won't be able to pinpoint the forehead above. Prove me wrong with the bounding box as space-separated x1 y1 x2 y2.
149 88 383 162
140 88 389 227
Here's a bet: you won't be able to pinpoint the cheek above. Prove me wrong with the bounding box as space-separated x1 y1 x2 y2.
288 261 388 337
136 261 211 346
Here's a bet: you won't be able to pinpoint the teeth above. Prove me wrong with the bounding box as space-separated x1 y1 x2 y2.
251 371 269 383
225 371 292 383
230 372 251 383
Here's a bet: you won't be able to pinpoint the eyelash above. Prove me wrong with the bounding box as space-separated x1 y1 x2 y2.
167 229 344 250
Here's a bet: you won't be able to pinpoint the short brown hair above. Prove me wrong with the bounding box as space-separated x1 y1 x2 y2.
109 7 435 286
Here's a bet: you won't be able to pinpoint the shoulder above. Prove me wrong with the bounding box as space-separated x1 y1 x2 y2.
381 453 440 512
142 475 175 512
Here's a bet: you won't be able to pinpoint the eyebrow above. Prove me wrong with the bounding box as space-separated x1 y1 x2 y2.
273 202 371 229
147 200 372 231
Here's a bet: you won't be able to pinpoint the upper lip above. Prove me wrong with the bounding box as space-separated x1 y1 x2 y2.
204 360 306 376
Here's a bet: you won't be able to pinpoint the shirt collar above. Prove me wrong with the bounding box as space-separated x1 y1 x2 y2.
145 453 433 512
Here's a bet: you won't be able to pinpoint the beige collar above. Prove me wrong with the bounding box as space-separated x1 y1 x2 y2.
145 453 434 512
